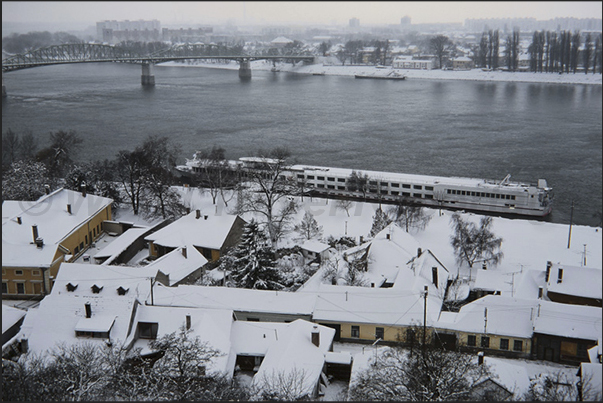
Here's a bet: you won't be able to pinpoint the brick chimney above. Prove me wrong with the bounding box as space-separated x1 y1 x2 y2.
545 261 552 282
182 246 187 259
311 325 320 347
67 204 72 214
417 247 422 257
186 314 191 330
478 351 484 365
81 182 87 198
432 267 438 288
16 216 22 225
32 225 39 243
85 302 92 318
196 209 201 219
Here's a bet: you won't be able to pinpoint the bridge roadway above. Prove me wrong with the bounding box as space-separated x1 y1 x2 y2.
2 43 315 95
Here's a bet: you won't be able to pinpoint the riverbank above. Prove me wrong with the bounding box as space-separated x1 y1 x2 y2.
161 59 602 86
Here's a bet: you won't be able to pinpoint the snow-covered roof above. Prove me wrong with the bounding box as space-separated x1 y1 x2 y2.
473 269 514 293
533 301 602 341
436 295 538 338
251 320 335 398
2 304 26 334
128 304 235 375
18 263 153 355
145 244 208 286
2 188 113 268
144 210 242 250
301 239 330 254
480 356 531 398
231 321 290 357
93 227 148 261
546 263 602 300
311 283 442 327
271 36 293 44
149 284 317 316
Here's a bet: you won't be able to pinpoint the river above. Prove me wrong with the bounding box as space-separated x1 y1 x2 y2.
2 62 601 226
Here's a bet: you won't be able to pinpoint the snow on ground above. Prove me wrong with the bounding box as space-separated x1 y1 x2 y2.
160 59 602 86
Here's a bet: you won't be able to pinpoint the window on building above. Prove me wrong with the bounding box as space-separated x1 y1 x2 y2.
380 182 388 187
16 283 25 294
247 318 260 322
467 335 476 347
513 340 523 352
500 338 509 350
338 178 346 183
327 177 335 181
481 336 490 348
391 183 399 188
425 186 434 191
32 270 41 276
15 270 23 276
2 282 7 294
317 176 325 181
375 327 384 340
402 184 410 189
307 175 315 180
138 322 159 339
414 185 422 190
351 325 360 338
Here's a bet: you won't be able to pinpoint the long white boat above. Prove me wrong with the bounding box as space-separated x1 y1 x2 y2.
176 154 554 218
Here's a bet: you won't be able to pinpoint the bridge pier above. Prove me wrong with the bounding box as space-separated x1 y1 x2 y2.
238 59 251 80
141 62 155 86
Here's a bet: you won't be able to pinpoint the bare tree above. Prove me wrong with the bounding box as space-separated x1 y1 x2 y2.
387 199 432 233
294 210 323 241
522 371 578 401
450 213 503 268
430 35 452 69
349 344 492 401
251 367 313 401
236 147 299 248
192 145 238 206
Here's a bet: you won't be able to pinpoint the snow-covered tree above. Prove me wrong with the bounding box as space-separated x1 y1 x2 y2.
294 210 323 241
2 160 51 201
369 206 392 237
522 371 578 401
222 220 283 290
450 213 503 268
349 344 492 401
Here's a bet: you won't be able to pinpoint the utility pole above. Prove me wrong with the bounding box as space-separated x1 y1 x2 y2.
583 244 587 266
422 285 428 357
149 277 154 306
567 199 574 248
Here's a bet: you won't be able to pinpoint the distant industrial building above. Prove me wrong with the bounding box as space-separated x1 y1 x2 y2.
349 18 360 28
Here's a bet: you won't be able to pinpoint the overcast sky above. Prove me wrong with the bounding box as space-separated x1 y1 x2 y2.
2 1 602 27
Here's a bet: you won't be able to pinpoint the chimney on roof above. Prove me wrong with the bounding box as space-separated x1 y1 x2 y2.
182 246 187 259
557 268 563 284
196 209 201 219
432 267 438 288
17 216 22 225
186 314 191 330
204 215 208 220
20 338 29 354
44 185 50 195
482 262 487 270
81 182 87 197
545 261 552 282
478 351 484 365
386 233 390 240
417 248 422 257
538 286 543 299
85 302 92 318
311 325 320 347
32 225 39 243
186 207 191 214
67 204 72 215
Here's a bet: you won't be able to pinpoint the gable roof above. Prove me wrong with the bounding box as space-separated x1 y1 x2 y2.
145 244 208 286
144 210 242 250
2 188 113 268
546 263 602 301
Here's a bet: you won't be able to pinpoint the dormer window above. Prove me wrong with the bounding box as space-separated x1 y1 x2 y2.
66 283 78 292
117 286 129 296
91 284 103 294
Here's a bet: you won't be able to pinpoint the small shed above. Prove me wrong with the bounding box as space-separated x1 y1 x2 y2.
300 240 331 263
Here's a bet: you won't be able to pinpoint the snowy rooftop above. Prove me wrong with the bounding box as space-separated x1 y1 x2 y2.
2 304 26 334
310 283 443 327
149 283 317 316
546 263 602 300
144 210 241 250
128 304 235 375
301 239 330 254
144 244 208 286
93 227 149 262
533 300 602 341
2 188 113 267
436 295 538 338
19 263 153 355
251 320 335 398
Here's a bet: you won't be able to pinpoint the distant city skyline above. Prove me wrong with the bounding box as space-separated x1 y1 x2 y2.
2 1 602 28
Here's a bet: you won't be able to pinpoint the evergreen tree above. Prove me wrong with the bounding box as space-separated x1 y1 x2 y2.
369 206 392 238
226 220 283 290
583 33 592 74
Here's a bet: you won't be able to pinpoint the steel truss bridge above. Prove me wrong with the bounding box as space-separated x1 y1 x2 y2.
2 43 315 86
